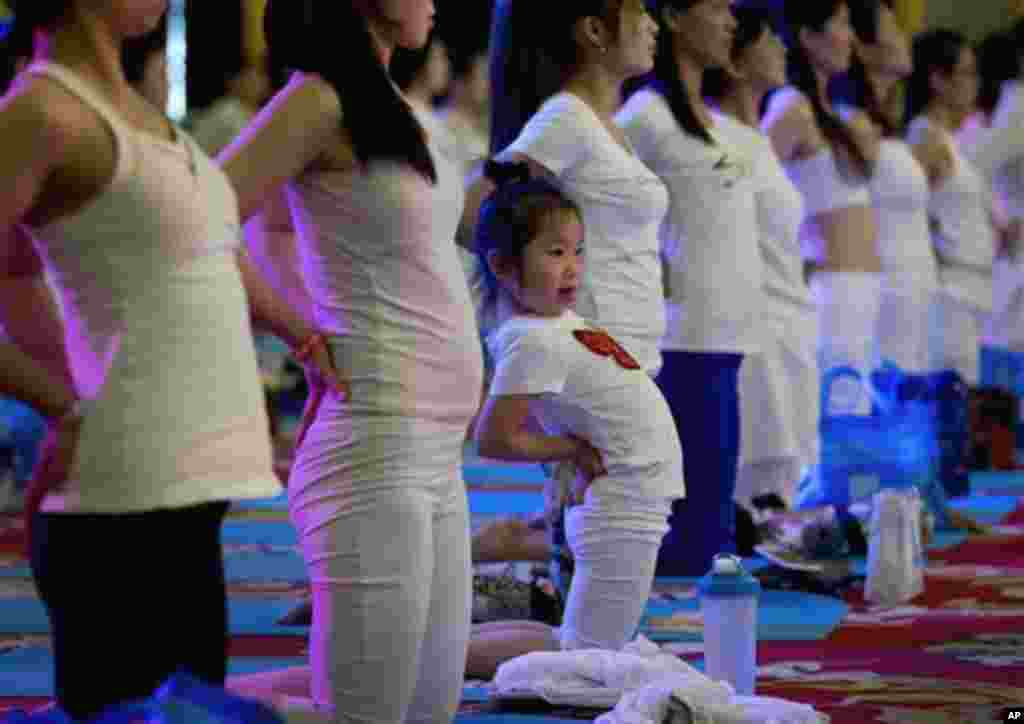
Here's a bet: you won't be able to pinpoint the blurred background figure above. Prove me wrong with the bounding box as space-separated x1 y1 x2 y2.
121 16 169 110
190 61 272 156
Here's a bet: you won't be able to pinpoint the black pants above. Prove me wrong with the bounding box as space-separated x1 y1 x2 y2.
30 501 230 721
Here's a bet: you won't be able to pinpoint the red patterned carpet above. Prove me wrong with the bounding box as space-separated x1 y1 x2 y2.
3 505 1024 723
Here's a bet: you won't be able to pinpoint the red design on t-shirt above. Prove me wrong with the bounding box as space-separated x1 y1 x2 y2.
572 329 641 370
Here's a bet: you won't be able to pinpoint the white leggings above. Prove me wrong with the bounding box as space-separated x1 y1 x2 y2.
561 485 672 651
288 411 471 724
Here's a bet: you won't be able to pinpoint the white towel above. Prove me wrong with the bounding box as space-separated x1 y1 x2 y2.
595 679 828 724
493 636 723 708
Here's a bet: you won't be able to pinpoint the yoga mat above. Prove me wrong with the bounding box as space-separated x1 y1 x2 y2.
639 580 849 643
222 521 297 546
0 651 307 698
227 599 311 636
455 717 584 724
969 470 1024 496
223 548 308 583
947 495 1020 524
232 489 544 517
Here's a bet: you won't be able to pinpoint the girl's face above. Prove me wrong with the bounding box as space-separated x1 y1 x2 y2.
854 4 911 79
670 0 737 71
607 0 660 78
800 3 854 77
497 210 585 318
377 0 436 50
734 27 787 91
937 45 979 114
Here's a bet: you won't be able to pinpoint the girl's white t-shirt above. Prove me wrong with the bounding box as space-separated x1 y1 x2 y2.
498 92 670 375
616 89 762 354
487 309 683 501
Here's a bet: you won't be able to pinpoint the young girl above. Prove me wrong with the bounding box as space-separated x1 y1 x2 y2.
616 0 762 576
475 160 683 652
474 0 668 377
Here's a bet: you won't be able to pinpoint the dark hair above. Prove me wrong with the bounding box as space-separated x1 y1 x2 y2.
121 15 167 86
391 36 437 93
489 0 622 154
439 0 493 79
0 0 68 91
264 0 436 183
784 0 870 175
641 0 714 144
703 4 773 102
905 28 968 126
976 31 1020 117
475 160 580 303
836 0 896 136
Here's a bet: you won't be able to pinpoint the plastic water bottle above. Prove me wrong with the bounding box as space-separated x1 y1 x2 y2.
698 553 761 695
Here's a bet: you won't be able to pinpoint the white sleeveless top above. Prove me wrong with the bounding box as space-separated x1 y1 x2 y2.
616 91 762 354
24 63 279 513
770 89 872 219
287 100 483 426
501 92 670 374
907 116 996 310
869 139 939 288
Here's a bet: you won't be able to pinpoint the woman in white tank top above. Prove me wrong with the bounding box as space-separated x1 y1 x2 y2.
762 1 880 417
705 5 818 512
0 1 331 719
905 31 994 388
218 2 483 721
838 0 937 375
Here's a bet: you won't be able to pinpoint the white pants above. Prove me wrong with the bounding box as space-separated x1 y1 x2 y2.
737 309 818 506
929 291 985 385
288 408 471 724
811 271 883 415
561 483 672 651
986 258 1024 351
876 279 937 373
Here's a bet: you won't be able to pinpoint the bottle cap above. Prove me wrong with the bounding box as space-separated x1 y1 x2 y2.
697 554 761 598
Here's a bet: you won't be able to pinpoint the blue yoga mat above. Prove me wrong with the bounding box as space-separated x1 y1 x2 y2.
222 521 297 546
0 650 307 698
223 548 307 583
232 489 543 517
969 471 1024 496
639 580 848 642
455 717 585 724
947 495 1020 524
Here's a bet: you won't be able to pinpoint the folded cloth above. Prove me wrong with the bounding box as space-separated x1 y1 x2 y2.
493 637 730 709
595 679 828 724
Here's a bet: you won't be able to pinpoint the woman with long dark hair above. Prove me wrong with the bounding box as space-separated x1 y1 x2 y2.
967 30 1024 355
836 0 935 375
0 0 336 718
703 4 818 512
905 31 993 389
219 0 484 720
762 1 880 416
616 0 766 576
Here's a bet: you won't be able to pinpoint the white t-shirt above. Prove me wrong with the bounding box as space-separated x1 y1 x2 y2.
964 81 1024 221
487 310 683 501
616 90 762 353
908 116 996 311
743 120 813 316
498 92 670 375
